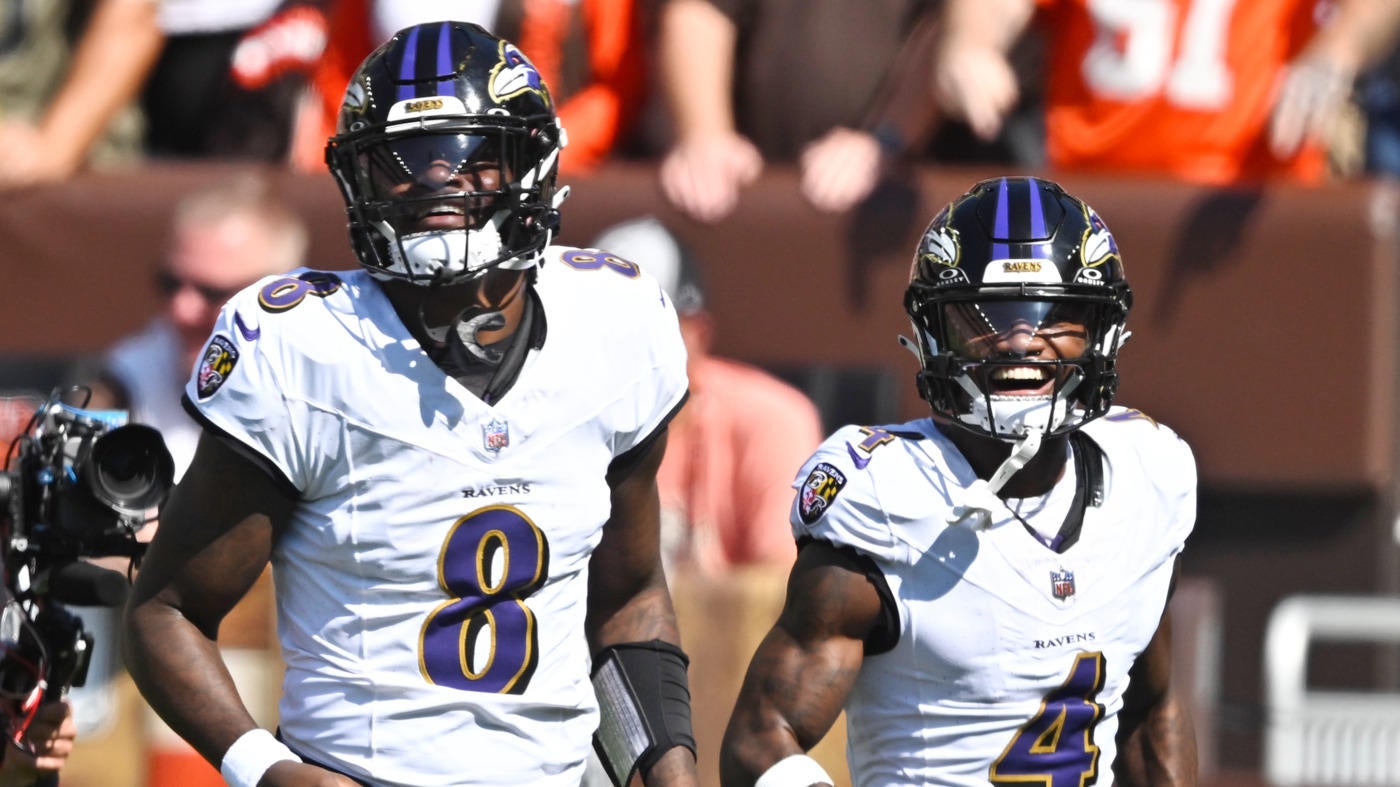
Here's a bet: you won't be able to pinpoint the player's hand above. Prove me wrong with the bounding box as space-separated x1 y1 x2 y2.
0 699 77 786
1269 48 1357 159
659 131 764 223
262 759 363 786
932 42 1020 142
799 127 884 213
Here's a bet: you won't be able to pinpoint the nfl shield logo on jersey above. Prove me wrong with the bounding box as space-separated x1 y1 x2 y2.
483 418 510 453
1050 569 1076 601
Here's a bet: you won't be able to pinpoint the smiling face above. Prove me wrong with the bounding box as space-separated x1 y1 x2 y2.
942 299 1092 399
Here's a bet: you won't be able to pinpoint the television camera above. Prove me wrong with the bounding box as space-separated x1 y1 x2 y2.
0 388 173 755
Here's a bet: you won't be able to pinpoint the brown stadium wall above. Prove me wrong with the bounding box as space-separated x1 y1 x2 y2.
2 162 1398 785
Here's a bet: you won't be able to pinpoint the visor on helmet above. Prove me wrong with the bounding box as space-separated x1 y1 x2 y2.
941 299 1093 360
357 132 510 200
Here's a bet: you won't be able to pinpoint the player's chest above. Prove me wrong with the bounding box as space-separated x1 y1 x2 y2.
297 403 615 578
902 566 1166 705
890 512 1176 693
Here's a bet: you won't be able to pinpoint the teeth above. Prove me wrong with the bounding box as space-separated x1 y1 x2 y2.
992 367 1048 381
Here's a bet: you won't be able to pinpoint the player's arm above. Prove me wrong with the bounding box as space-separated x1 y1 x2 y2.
123 432 351 786
1114 560 1199 787
587 425 699 787
719 540 887 787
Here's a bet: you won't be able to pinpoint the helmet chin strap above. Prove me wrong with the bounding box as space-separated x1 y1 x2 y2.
984 428 1043 495
950 428 1045 527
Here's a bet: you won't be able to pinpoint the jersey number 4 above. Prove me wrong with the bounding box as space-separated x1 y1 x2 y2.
990 652 1107 787
419 505 550 694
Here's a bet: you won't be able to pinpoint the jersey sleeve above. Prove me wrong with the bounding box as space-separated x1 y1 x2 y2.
790 425 903 562
566 249 689 460
1094 408 1198 555
1154 420 1198 554
182 275 322 493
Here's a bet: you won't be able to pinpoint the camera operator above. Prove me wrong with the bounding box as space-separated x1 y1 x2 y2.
0 700 76 787
0 387 175 786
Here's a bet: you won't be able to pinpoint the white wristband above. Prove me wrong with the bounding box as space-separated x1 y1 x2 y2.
754 753 834 787
220 728 302 787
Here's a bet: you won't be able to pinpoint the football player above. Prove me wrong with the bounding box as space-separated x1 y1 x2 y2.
124 22 698 787
719 176 1198 787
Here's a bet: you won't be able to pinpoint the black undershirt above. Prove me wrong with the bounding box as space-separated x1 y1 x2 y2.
428 289 544 405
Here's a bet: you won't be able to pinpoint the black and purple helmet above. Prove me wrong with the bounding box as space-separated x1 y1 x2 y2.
325 21 567 285
903 176 1133 440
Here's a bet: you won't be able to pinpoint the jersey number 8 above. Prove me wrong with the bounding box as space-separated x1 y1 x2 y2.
419 505 550 694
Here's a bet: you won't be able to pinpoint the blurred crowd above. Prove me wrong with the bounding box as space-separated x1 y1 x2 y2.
7 0 1400 203
4 2 1400 784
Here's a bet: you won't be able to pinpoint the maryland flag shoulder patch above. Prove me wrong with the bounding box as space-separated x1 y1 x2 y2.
798 462 848 525
196 334 240 399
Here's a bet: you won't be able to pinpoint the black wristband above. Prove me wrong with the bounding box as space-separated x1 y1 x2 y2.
591 640 696 786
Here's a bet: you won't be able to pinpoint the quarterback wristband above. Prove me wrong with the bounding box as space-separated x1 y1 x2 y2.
220 728 302 787
754 753 834 787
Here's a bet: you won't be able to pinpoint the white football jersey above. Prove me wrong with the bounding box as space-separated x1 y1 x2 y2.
792 410 1196 787
184 247 688 787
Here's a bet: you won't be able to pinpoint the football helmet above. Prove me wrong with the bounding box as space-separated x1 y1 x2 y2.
325 21 568 286
903 176 1132 441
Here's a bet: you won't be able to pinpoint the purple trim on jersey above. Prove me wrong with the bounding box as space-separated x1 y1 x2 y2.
397 25 421 101
435 22 455 96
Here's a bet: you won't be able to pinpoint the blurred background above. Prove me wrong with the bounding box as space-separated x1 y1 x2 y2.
3 0 1400 785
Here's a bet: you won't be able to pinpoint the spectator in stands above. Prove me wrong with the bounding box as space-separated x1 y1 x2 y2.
591 216 824 575
931 0 1400 185
290 0 646 174
655 0 946 222
143 1 327 161
0 0 161 188
79 173 305 787
1358 42 1400 178
87 172 309 477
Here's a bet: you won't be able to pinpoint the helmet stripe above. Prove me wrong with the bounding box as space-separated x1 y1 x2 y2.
396 25 420 101
435 22 455 96
1028 178 1046 239
991 177 1011 260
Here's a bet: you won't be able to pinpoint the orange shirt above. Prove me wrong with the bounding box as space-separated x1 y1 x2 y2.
302 0 645 174
656 356 824 577
1038 0 1328 184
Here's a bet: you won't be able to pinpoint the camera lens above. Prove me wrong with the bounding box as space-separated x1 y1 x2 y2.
86 425 175 515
